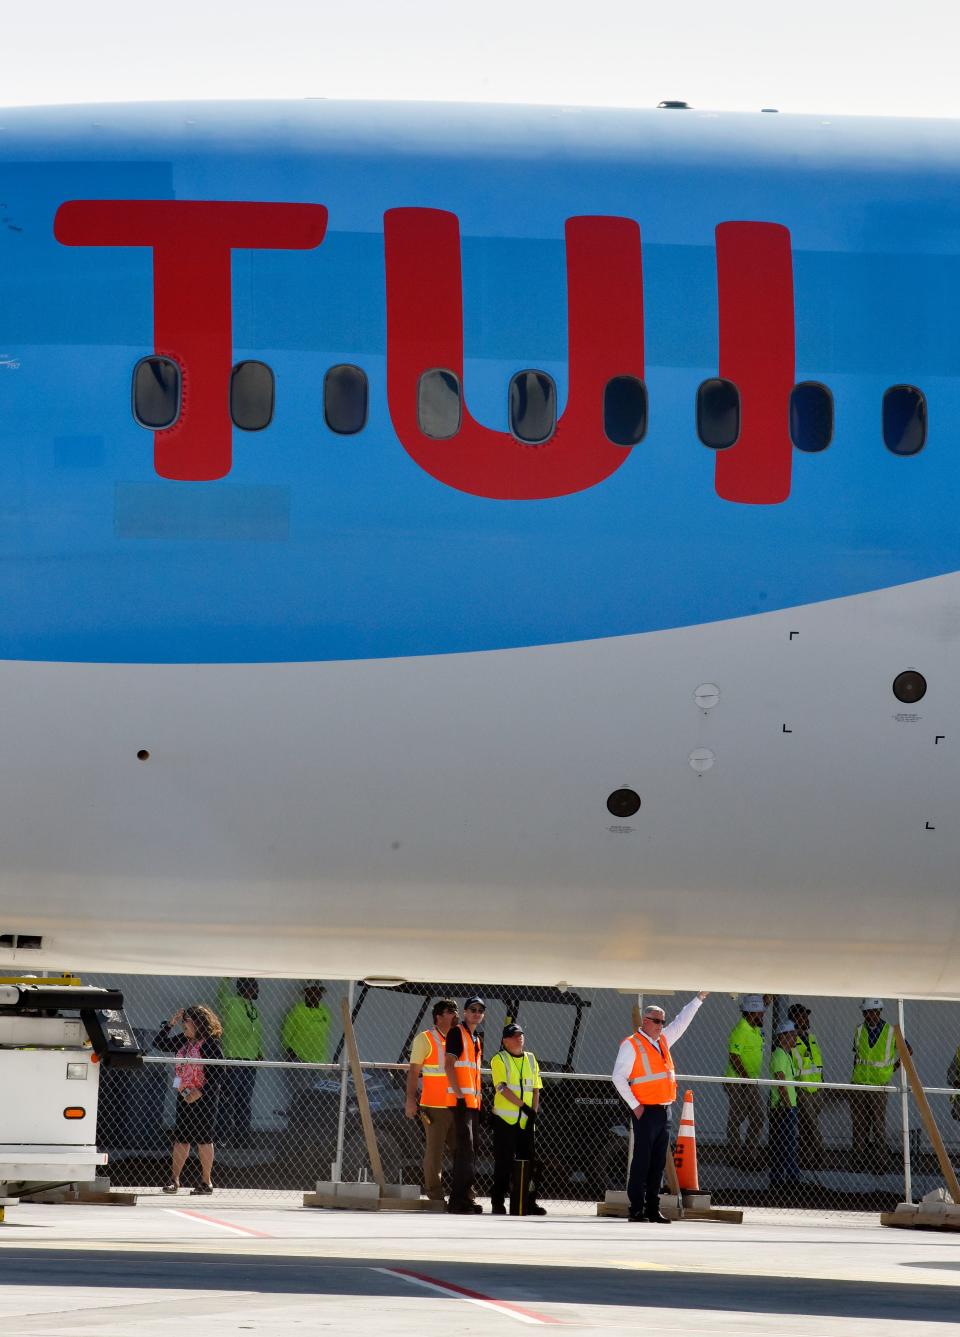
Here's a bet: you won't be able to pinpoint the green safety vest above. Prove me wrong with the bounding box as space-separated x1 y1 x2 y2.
218 987 263 1060
795 1033 823 1086
724 1017 764 1079
281 1002 331 1064
490 1049 541 1128
770 1045 800 1109
852 1022 895 1086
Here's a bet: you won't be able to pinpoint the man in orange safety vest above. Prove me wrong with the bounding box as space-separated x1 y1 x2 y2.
405 997 459 1204
612 993 709 1223
444 995 485 1214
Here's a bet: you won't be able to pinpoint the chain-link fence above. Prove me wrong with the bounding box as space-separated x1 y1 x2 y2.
82 975 960 1213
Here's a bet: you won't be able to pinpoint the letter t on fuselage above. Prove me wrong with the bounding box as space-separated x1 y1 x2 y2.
55 201 328 481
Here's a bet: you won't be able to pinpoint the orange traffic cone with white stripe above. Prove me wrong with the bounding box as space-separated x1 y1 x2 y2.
672 1089 699 1193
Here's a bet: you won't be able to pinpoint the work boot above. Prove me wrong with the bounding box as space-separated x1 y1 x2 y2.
491 1201 506 1215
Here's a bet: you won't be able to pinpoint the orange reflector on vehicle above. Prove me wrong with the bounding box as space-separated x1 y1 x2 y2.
63 1107 86 1119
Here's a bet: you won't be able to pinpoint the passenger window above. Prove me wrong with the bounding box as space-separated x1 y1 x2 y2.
230 361 275 432
604 375 648 446
789 382 833 453
883 385 927 455
417 369 461 439
696 378 740 449
324 364 368 435
132 356 181 430
509 370 557 444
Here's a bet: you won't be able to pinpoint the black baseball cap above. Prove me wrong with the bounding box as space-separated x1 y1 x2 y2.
463 996 486 1010
502 1023 523 1038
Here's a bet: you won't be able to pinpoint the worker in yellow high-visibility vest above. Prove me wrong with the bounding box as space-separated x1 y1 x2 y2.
489 1023 545 1216
724 995 766 1166
788 1002 825 1168
850 999 898 1172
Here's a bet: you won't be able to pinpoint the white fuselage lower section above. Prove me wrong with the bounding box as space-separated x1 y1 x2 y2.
1 574 958 998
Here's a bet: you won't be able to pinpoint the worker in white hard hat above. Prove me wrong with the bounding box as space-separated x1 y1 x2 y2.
788 1002 825 1169
850 999 900 1172
769 1020 802 1187
724 995 766 1166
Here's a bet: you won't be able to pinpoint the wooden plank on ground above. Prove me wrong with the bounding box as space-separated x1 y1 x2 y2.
894 1024 960 1203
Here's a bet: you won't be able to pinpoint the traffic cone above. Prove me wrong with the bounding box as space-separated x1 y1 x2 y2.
672 1089 699 1192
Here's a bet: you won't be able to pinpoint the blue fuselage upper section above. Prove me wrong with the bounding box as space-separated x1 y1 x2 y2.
1 100 960 662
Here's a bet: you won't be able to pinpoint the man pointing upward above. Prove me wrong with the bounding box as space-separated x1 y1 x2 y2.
612 993 709 1223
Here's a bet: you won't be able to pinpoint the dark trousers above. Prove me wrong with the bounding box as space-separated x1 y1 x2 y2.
450 1104 479 1206
796 1089 825 1167
492 1115 538 1209
220 1065 257 1140
768 1106 799 1185
627 1104 670 1217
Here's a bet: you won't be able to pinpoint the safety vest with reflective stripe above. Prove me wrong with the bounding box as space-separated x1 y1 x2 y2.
624 1030 676 1105
417 1028 450 1108
491 1049 540 1127
795 1033 823 1086
852 1022 895 1085
450 1024 482 1109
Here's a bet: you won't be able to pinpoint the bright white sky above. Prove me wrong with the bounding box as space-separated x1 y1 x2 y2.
2 0 959 119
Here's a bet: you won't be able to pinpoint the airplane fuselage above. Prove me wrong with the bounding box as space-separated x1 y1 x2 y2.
0 100 958 995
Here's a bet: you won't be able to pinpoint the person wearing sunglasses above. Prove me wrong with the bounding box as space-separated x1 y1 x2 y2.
612 993 709 1223
444 996 486 1213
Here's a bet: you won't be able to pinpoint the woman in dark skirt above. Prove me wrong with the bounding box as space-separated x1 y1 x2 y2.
153 1004 224 1195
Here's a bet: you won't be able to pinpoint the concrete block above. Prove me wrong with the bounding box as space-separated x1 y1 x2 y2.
303 1191 379 1211
921 1187 955 1205
380 1184 421 1200
334 1181 380 1201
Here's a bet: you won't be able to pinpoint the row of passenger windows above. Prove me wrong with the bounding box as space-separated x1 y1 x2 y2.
132 356 929 456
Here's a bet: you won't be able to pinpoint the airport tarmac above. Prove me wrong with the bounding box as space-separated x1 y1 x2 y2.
1 1197 958 1335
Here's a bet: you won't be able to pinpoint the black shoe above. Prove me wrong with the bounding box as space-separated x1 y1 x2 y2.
191 1182 213 1196
491 1201 506 1215
469 1202 483 1214
646 1211 670 1223
447 1200 474 1214
627 1212 646 1222
161 1181 179 1195
527 1204 547 1216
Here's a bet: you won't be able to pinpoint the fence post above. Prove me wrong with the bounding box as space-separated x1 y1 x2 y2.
897 997 912 1204
332 980 354 1182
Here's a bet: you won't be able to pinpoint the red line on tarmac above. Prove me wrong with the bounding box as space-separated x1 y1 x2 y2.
168 1207 271 1238
377 1265 562 1325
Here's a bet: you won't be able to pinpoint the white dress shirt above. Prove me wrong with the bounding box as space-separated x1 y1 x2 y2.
612 996 703 1110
